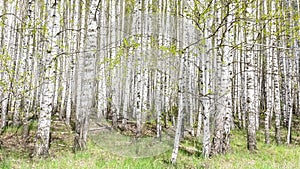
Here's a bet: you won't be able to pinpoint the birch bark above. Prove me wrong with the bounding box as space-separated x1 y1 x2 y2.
35 0 58 156
73 0 97 151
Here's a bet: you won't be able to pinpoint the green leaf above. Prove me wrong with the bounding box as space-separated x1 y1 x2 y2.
159 46 169 52
123 38 129 47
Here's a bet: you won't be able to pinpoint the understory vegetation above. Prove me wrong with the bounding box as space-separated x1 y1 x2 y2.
1 117 300 169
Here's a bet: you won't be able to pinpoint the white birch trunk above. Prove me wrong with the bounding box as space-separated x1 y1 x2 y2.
202 46 211 158
171 53 185 164
35 0 58 156
245 2 257 151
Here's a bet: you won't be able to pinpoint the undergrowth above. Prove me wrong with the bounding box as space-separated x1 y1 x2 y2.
1 122 300 168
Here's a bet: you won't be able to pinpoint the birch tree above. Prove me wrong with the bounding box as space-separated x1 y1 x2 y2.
171 52 185 164
35 0 58 156
0 0 8 133
74 0 97 151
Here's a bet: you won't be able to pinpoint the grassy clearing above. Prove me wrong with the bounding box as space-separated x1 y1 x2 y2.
1 129 300 169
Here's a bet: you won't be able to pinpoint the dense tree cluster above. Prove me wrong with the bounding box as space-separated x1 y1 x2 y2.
0 0 299 163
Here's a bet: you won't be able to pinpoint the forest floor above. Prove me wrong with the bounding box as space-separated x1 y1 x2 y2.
1 117 300 169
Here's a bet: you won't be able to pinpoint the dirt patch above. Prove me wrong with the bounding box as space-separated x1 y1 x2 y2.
0 130 35 155
0 117 74 158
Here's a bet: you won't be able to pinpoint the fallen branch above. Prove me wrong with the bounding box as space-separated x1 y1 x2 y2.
89 126 112 131
179 145 199 155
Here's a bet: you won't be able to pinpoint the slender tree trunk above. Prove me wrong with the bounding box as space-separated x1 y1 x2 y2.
73 0 97 151
273 49 281 145
35 0 58 156
202 48 211 158
244 1 257 152
171 54 185 164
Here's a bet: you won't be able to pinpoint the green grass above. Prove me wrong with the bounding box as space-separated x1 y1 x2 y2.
205 130 300 169
1 129 300 169
90 130 173 158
